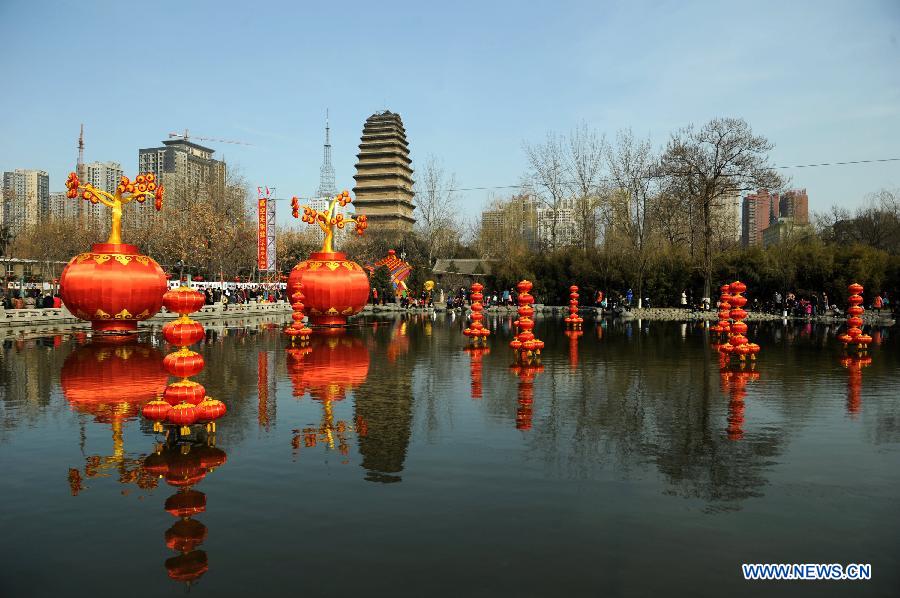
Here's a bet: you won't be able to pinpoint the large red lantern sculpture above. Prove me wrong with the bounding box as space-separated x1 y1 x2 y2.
838 282 873 354
463 282 490 344
59 172 166 333
510 280 544 364
287 191 370 327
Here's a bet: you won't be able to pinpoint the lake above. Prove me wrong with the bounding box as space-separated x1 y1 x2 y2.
0 314 897 597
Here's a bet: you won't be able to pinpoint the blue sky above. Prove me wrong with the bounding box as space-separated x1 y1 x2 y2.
1 0 898 226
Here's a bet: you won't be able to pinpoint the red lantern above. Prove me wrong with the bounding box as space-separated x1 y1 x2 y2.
167 402 198 436
163 320 205 346
143 399 173 428
165 519 208 553
164 489 206 517
165 551 209 583
163 286 206 315
287 251 370 326
196 397 227 422
60 242 166 333
164 380 206 406
164 348 206 378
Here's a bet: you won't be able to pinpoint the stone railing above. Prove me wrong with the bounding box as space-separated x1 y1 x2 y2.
0 300 291 329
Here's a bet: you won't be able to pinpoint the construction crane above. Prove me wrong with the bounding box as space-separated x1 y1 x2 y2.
168 129 253 146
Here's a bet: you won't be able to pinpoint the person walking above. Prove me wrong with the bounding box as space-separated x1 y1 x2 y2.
626 288 633 307
680 290 688 310
873 293 883 314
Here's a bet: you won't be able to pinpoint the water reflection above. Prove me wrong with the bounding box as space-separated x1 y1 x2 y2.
463 345 489 399
719 363 760 441
355 318 415 483
841 355 872 416
62 341 167 493
286 335 369 461
1 316 899 595
142 432 226 587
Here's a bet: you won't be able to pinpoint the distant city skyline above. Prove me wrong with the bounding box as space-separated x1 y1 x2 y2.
1 0 897 228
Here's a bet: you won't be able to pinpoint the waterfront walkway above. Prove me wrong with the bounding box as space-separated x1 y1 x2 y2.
0 301 292 332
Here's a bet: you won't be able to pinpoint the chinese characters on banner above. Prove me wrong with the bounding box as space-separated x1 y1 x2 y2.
256 187 277 272
257 192 268 270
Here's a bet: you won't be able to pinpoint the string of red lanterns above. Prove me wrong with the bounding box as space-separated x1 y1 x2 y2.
564 285 583 329
510 280 544 364
284 284 313 343
463 282 490 344
717 281 760 362
838 283 873 353
142 286 226 436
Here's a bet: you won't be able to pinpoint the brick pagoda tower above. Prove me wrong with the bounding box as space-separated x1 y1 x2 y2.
352 111 415 230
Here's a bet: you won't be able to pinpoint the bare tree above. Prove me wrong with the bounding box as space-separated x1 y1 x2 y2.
605 129 658 308
524 133 569 249
566 122 606 249
660 118 782 302
414 155 460 266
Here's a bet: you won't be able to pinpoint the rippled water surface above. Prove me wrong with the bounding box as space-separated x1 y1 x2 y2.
1 314 898 597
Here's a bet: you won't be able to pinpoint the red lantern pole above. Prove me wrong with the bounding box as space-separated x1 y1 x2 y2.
510 280 543 364
284 283 312 343
143 286 227 436
564 285 583 329
838 283 873 354
718 280 760 363
463 282 490 344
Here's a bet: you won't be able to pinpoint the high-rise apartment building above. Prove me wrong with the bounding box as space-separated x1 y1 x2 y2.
48 191 73 220
79 161 122 228
1 169 49 235
743 188 812 247
741 189 777 247
778 189 809 225
134 138 226 230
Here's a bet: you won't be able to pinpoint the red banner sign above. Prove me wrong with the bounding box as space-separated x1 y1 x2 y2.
257 198 267 270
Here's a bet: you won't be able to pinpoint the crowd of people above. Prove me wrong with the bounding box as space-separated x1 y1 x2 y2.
200 285 285 308
2 290 62 310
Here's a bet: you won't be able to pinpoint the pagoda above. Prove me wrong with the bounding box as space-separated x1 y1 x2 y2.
352 111 415 230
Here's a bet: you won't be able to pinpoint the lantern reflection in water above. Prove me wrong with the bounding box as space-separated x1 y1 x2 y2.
464 345 490 399
141 432 226 587
62 341 168 494
286 334 369 461
510 363 543 431
719 359 760 441
565 329 582 370
841 355 872 415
